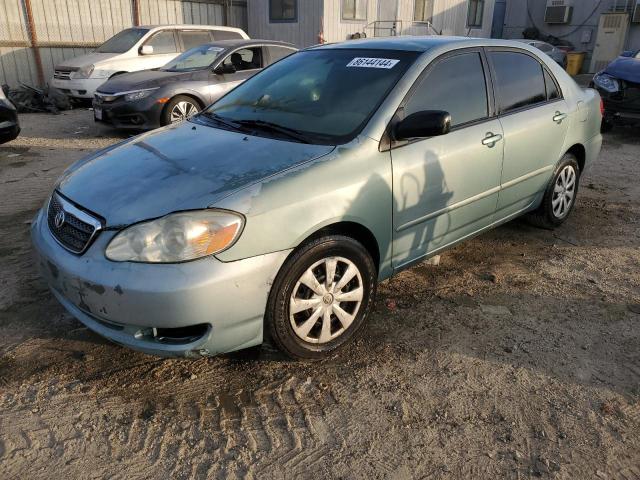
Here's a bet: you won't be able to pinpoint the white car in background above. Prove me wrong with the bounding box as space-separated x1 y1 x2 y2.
51 25 249 99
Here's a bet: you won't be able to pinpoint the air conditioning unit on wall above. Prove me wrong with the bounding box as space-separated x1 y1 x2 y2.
633 0 640 23
545 0 574 24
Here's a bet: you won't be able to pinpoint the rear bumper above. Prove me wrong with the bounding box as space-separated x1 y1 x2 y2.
93 96 164 130
31 207 291 358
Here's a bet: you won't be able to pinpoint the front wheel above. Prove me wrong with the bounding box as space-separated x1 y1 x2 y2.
161 95 201 126
265 235 377 359
528 154 580 229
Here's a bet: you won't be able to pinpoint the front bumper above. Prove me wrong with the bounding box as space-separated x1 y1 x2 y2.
51 77 107 99
93 95 164 130
31 207 291 357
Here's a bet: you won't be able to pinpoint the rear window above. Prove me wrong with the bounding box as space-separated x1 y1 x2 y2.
489 51 546 113
213 30 244 40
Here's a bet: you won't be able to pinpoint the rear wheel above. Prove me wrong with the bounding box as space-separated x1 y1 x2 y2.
265 235 377 359
528 154 580 229
161 95 201 126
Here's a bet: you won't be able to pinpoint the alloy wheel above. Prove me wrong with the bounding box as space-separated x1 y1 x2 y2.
170 101 199 123
289 256 364 344
552 165 576 218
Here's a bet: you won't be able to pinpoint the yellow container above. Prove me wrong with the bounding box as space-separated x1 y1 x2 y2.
566 52 585 75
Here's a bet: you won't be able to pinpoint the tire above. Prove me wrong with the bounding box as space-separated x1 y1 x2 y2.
265 235 377 360
527 154 580 229
161 95 201 126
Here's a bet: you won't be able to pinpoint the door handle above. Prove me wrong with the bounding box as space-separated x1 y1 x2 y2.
482 132 503 148
553 111 567 124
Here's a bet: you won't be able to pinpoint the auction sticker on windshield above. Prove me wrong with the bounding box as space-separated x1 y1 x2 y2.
346 57 399 69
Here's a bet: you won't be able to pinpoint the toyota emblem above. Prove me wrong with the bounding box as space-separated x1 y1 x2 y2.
54 210 66 228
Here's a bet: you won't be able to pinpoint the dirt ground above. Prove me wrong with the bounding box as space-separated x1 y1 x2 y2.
0 110 638 479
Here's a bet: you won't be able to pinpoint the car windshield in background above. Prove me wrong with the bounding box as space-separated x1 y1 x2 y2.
200 49 419 144
96 28 149 53
161 45 224 72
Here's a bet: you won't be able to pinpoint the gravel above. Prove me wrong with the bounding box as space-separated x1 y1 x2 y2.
0 110 638 479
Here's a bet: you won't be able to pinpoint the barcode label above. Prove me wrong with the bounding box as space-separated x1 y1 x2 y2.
346 57 400 69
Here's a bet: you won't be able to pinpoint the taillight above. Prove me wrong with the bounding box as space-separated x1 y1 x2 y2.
600 98 605 117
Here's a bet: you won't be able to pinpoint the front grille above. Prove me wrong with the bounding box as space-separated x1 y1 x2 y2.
94 92 120 103
53 68 75 80
47 192 102 254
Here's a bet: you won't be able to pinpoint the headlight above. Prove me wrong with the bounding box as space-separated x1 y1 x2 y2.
91 70 111 79
72 64 94 79
105 210 244 263
593 72 620 93
124 88 158 102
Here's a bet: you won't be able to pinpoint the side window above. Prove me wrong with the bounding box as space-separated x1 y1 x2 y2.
267 46 296 65
180 30 212 51
489 51 546 113
213 30 243 40
223 47 263 71
405 52 488 127
544 69 560 100
145 30 177 54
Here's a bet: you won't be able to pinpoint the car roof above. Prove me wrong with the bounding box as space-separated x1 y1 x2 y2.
201 39 297 49
308 36 551 53
141 24 246 32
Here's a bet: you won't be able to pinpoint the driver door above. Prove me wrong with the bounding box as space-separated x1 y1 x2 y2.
391 49 504 269
208 47 264 103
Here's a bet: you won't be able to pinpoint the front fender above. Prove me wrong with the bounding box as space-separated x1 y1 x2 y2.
214 136 394 278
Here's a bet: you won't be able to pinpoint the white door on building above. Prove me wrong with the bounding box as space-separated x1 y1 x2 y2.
591 13 629 72
377 0 399 36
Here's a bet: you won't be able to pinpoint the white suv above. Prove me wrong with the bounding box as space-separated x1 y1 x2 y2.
51 25 249 99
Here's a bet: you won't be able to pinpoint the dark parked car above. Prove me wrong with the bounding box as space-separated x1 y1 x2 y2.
93 39 297 130
0 86 20 144
591 49 640 132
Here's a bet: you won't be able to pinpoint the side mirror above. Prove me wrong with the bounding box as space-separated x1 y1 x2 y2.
214 63 236 75
394 110 451 140
140 45 154 55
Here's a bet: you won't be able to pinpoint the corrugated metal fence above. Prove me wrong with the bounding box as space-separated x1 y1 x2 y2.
0 0 247 87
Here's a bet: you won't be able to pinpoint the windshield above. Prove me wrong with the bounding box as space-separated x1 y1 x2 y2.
200 48 419 144
96 28 149 54
161 45 224 72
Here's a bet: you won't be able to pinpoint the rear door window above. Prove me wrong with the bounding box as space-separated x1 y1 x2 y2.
267 46 296 65
489 51 547 113
145 30 177 54
544 69 560 100
179 30 212 51
404 51 489 127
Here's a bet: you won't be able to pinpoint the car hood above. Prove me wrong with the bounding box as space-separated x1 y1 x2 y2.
97 69 197 93
57 121 335 227
604 56 640 84
56 52 119 69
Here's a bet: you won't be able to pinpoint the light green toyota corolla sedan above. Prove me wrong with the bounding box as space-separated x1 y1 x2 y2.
32 37 602 359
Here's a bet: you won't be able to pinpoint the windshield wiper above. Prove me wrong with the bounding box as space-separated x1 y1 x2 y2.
235 119 311 144
199 112 245 131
